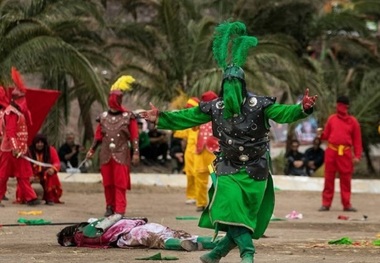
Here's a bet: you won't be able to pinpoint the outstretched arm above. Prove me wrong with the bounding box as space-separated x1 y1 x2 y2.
265 89 317 125
140 104 211 130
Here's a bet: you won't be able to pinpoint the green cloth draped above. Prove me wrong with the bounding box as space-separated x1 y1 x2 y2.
222 79 243 119
198 168 274 239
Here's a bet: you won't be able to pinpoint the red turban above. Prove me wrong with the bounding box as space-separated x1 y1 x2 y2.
201 91 218 102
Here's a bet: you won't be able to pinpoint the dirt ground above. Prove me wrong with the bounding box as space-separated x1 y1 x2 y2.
0 178 379 263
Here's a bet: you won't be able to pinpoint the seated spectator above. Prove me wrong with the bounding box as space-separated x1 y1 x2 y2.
138 122 169 165
304 137 325 176
58 132 86 172
284 139 307 176
138 121 153 165
169 134 185 173
147 124 169 165
17 134 63 205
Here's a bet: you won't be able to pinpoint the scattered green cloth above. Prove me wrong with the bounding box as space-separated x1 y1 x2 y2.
175 216 199 220
135 253 178 260
372 239 380 246
17 218 51 225
328 237 353 245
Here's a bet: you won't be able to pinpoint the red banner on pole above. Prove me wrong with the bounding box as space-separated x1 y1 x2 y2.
7 88 60 145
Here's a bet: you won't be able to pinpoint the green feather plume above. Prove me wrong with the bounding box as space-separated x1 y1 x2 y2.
212 21 247 69
232 36 258 67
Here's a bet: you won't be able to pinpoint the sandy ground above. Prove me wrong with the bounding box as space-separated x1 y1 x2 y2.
0 179 379 263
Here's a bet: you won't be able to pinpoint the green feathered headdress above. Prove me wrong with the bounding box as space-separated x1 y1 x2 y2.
212 21 258 119
212 21 258 80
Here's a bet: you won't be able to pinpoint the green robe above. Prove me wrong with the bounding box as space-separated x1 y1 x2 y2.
157 103 310 239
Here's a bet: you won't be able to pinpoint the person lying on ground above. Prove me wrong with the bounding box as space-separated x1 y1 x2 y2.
57 214 218 251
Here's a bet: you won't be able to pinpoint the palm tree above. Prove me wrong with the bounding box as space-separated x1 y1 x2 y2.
205 0 380 174
0 0 110 145
305 0 380 175
105 0 217 107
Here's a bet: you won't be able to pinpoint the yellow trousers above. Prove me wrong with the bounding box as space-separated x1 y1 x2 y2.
194 149 215 207
174 129 198 200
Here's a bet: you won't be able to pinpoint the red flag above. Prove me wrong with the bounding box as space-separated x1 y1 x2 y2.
8 88 60 145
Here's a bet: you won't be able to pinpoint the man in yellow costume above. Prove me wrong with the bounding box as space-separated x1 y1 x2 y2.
173 97 200 205
193 91 219 212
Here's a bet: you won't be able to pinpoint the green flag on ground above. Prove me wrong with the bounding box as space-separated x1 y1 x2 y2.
17 218 51 225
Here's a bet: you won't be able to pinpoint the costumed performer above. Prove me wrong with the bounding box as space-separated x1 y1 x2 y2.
140 21 318 263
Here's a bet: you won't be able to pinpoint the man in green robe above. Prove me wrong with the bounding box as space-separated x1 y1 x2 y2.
141 21 318 263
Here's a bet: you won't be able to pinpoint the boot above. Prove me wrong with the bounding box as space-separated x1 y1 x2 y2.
104 206 113 217
199 235 236 263
232 231 255 263
197 236 218 250
27 199 41 206
164 238 197 251
180 239 198 251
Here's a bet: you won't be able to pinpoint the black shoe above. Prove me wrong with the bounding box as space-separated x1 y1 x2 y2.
2 196 9 201
45 201 54 206
343 207 357 212
196 206 205 212
27 199 41 206
318 206 330 211
104 206 114 217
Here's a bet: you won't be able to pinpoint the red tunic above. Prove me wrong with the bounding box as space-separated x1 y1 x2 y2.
196 122 219 154
320 113 362 159
0 106 37 202
320 111 362 209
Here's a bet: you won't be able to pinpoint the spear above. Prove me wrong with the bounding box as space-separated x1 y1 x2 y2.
0 222 78 227
0 217 148 228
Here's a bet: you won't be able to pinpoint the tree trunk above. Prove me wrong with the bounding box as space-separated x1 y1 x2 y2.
77 95 94 146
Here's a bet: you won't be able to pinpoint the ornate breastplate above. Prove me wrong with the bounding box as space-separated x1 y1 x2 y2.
199 95 276 180
99 111 133 165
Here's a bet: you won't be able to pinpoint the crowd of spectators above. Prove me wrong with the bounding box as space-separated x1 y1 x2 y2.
284 138 325 176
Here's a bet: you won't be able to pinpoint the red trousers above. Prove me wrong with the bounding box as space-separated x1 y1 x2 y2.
16 172 63 203
0 152 37 202
100 158 131 214
322 147 353 209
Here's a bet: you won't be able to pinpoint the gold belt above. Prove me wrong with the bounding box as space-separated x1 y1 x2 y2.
328 143 350 156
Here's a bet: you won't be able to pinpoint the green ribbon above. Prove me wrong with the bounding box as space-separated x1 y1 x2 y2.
175 216 199 220
17 218 51 225
328 237 353 245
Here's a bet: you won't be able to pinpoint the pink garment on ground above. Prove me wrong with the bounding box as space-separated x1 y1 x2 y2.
117 222 193 249
101 219 146 244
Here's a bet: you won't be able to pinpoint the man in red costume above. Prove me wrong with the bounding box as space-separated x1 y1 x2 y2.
28 134 63 205
0 68 40 207
86 75 140 217
318 95 362 212
0 86 10 205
